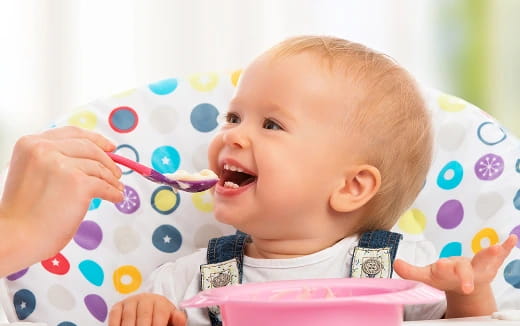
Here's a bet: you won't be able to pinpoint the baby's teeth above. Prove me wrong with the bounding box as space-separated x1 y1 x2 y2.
224 164 244 173
224 181 239 189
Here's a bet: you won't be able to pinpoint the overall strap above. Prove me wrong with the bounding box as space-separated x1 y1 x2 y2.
202 231 249 326
350 230 403 278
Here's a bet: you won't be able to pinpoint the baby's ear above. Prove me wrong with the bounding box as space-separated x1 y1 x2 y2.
329 165 381 213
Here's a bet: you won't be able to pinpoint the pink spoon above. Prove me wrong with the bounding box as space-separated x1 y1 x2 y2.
107 152 218 193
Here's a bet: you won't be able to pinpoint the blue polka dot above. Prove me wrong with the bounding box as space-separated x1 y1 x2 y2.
88 198 102 211
14 289 36 320
109 107 138 133
504 260 520 288
151 146 180 174
152 225 182 253
115 144 140 175
149 78 178 95
514 189 520 210
437 161 464 190
190 103 219 132
439 242 462 258
477 121 507 146
516 159 520 173
79 260 104 286
57 322 77 326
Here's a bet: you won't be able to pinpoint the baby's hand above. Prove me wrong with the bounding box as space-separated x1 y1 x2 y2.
109 293 187 326
394 234 517 295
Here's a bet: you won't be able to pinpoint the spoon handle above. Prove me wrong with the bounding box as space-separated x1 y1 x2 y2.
107 152 152 177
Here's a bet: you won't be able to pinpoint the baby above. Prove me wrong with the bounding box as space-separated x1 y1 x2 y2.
108 36 517 326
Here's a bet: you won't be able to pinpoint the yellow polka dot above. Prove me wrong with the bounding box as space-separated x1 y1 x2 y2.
189 72 219 92
437 94 467 112
67 110 98 130
192 190 214 212
230 69 242 87
113 265 142 294
112 88 136 98
397 208 427 234
471 227 498 254
154 188 177 212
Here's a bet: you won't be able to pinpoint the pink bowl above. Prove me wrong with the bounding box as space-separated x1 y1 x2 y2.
181 278 444 326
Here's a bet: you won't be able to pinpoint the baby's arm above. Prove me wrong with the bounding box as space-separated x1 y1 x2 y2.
394 234 517 318
109 293 187 326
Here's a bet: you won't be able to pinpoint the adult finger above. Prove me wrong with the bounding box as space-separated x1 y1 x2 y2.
72 158 124 191
40 126 116 152
136 299 154 326
121 299 138 326
170 309 187 326
84 176 124 203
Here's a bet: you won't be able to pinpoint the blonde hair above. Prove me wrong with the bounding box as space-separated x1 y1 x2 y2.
266 36 433 233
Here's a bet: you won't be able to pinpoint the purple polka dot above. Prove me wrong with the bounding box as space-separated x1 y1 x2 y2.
7 268 28 281
511 225 520 249
474 153 504 181
74 221 103 250
437 199 464 229
115 185 140 214
84 294 107 322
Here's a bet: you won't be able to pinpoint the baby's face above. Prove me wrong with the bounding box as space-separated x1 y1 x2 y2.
208 52 360 239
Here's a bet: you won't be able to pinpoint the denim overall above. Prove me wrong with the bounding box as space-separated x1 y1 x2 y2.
200 230 403 326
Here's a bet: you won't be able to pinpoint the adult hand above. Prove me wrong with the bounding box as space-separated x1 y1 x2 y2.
0 126 124 276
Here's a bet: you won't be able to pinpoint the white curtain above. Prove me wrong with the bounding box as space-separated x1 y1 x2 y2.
0 0 440 165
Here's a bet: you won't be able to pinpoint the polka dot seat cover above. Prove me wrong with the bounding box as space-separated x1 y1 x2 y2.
1 71 519 325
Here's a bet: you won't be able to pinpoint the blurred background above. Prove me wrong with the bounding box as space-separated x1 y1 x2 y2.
0 0 519 166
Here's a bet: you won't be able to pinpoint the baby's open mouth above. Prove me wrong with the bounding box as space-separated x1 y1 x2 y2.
220 164 257 189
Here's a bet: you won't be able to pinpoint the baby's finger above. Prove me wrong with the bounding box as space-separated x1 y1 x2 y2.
121 299 138 326
41 126 116 152
108 302 123 326
454 260 474 294
136 300 153 326
393 259 431 284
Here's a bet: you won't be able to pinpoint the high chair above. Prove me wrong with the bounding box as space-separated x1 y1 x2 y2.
0 71 518 325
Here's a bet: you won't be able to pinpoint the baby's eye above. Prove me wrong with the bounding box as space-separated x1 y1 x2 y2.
224 112 241 124
263 119 283 130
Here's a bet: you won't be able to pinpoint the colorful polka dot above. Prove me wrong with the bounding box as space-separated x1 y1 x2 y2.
504 260 520 288
14 289 36 320
114 225 141 254
48 284 76 310
471 228 499 254
149 78 178 95
436 199 464 229
437 161 464 190
88 198 102 211
511 225 520 249
477 121 507 146
112 88 136 98
109 106 139 133
192 190 214 213
516 159 520 173
152 224 182 253
190 103 219 132
474 153 504 181
397 208 427 234
437 94 467 112
151 186 180 214
113 265 142 294
67 110 97 130
74 220 103 250
514 189 520 210
189 72 219 92
151 145 181 174
114 144 139 175
41 253 70 275
439 242 462 258
84 294 108 322
231 69 242 86
78 260 104 286
115 185 140 214
57 322 77 326
7 268 28 281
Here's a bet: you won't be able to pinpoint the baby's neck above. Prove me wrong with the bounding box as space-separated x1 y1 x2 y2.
245 236 346 259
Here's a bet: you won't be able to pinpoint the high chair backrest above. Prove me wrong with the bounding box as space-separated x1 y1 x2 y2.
1 71 519 325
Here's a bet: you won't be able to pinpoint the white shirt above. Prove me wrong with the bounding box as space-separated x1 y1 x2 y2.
149 235 447 326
